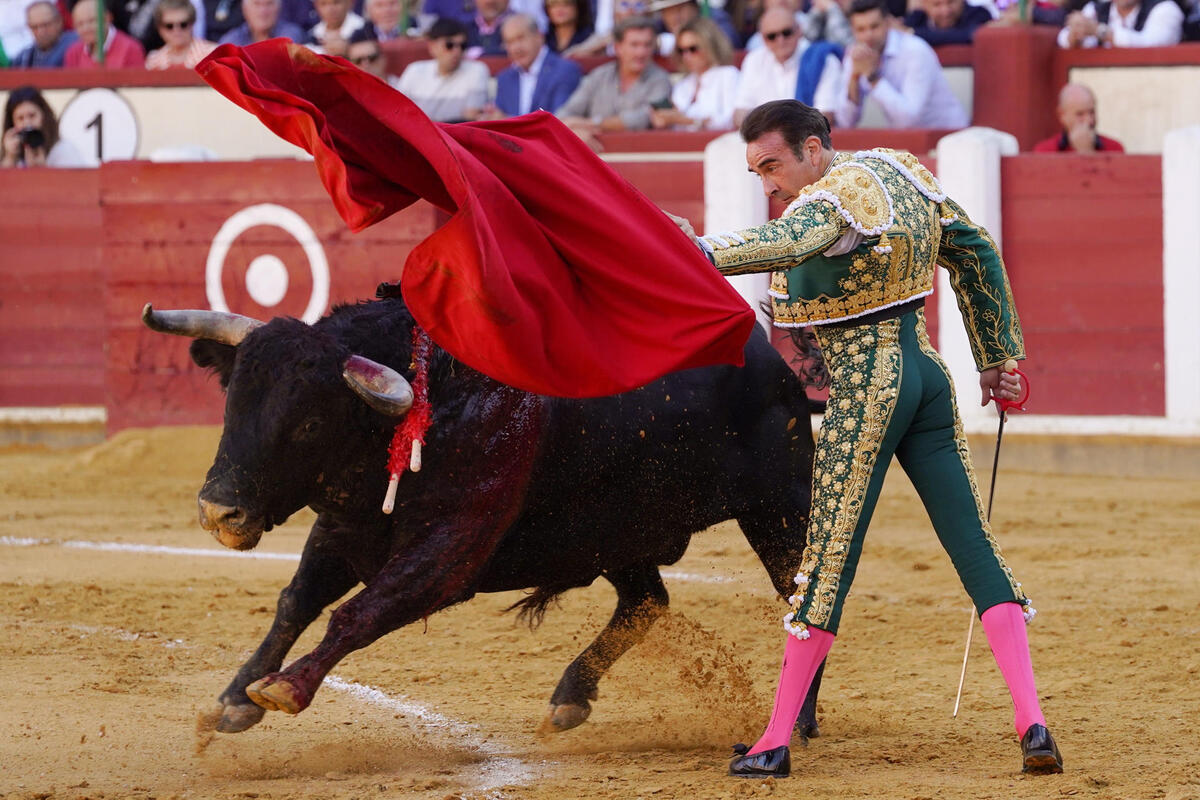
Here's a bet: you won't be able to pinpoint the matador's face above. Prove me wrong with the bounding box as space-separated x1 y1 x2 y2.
745 130 827 205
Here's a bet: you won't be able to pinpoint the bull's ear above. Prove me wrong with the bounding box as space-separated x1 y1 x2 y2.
190 339 237 389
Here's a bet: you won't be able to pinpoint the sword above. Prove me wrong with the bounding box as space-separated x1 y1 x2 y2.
952 358 1030 718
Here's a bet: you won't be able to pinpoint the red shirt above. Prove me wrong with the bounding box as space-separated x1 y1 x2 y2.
64 28 146 68
1032 132 1126 153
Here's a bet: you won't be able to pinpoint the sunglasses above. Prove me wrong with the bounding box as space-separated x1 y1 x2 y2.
160 19 193 29
441 38 467 49
763 27 794 41
678 44 701 54
352 52 382 64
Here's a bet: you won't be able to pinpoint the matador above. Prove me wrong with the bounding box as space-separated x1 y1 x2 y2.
677 100 1063 778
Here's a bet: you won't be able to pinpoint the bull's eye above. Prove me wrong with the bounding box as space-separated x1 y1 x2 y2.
293 417 324 442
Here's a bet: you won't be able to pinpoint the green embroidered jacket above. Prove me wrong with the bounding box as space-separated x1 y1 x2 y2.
706 148 1025 371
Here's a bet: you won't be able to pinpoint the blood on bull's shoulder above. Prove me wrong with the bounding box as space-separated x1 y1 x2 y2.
141 292 826 741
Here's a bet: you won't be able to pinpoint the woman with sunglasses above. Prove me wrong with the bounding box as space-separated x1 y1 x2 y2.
145 0 216 69
652 16 738 130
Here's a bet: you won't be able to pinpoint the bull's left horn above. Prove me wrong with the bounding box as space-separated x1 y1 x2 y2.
142 304 265 346
342 355 414 417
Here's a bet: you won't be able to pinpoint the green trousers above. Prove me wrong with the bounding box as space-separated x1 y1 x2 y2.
784 308 1031 639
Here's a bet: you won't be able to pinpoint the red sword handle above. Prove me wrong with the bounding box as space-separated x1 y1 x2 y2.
994 359 1031 415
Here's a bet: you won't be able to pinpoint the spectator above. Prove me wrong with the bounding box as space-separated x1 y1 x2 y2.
649 0 742 53
306 0 365 55
466 0 511 54
365 0 416 39
902 0 993 44
394 18 490 120
557 14 671 145
492 13 582 115
1058 0 1183 46
565 0 647 56
145 0 216 67
834 0 968 129
11 0 78 67
203 0 247 42
733 7 842 127
1032 83 1125 152
347 25 401 85
544 0 591 52
745 0 852 49
123 0 209 54
1 0 35 62
1 86 86 168
281 0 320 28
653 16 739 129
65 0 147 66
219 0 305 44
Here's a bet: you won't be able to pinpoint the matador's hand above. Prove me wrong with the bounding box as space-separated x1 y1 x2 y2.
980 365 1022 406
664 210 697 239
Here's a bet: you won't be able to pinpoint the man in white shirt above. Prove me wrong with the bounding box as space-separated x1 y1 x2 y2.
834 0 968 129
395 17 490 122
306 0 365 56
733 7 842 127
1058 0 1183 47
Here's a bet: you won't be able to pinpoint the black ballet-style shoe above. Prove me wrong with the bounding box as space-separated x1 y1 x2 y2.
728 742 791 778
1020 724 1064 774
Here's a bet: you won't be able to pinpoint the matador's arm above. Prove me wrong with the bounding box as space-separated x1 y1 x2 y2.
698 199 849 276
936 198 1026 371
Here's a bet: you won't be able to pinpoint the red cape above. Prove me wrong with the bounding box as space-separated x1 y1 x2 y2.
197 40 755 398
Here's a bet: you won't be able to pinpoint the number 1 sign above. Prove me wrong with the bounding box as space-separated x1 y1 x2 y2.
59 88 140 165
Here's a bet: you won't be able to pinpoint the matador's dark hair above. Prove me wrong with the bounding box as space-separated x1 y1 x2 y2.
739 99 833 154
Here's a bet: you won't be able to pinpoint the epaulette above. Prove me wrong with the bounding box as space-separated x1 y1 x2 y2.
855 148 946 203
782 161 894 237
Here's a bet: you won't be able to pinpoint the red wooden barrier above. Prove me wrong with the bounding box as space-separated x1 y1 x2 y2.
1000 153 1163 415
101 161 440 432
0 169 103 407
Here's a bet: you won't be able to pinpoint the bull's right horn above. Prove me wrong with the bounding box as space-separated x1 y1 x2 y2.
142 304 265 346
342 355 414 417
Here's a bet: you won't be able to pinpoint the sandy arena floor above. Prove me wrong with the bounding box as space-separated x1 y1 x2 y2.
1 425 1198 800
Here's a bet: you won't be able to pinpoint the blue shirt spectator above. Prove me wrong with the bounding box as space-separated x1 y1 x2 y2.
12 0 78 68
219 0 307 43
495 14 582 114
903 0 993 46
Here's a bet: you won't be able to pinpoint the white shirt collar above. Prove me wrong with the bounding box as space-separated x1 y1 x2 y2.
519 45 549 78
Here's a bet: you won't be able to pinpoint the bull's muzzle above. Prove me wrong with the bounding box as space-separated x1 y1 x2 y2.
198 497 264 550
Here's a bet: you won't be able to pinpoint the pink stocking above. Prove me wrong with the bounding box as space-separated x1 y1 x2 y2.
747 627 836 754
980 602 1046 738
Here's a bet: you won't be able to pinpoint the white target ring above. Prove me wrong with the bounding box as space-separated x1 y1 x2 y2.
205 204 330 324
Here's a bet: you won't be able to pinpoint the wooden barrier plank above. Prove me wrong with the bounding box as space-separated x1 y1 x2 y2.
1001 153 1163 415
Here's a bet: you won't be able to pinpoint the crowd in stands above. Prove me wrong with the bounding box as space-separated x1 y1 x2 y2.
1 0 1198 165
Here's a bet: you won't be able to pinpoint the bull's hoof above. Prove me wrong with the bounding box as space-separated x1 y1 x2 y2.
537 702 592 734
797 720 820 739
246 677 304 714
215 702 267 733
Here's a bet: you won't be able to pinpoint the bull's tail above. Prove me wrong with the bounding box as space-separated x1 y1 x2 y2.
505 585 570 629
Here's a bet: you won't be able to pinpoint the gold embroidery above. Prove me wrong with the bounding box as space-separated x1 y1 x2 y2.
913 310 1026 604
713 202 845 277
791 319 902 628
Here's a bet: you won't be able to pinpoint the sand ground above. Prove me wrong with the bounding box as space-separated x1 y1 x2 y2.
2 426 1198 800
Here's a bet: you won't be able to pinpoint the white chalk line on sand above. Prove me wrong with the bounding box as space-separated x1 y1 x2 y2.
8 556 541 795
0 535 739 584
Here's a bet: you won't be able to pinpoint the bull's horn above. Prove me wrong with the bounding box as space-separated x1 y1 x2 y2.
142 304 265 346
342 355 414 417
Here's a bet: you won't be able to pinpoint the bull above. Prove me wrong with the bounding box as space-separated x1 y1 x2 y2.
142 290 825 739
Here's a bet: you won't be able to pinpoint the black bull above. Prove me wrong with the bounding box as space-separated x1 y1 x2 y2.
143 294 826 738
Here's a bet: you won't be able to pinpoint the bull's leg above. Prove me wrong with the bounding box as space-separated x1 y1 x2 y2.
541 562 669 733
737 512 824 739
212 518 360 732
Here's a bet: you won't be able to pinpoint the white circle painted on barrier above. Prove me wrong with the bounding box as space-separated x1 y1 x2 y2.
58 88 139 164
245 255 290 307
205 204 330 324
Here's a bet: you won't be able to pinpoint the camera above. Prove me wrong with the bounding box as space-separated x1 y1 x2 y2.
18 127 46 150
